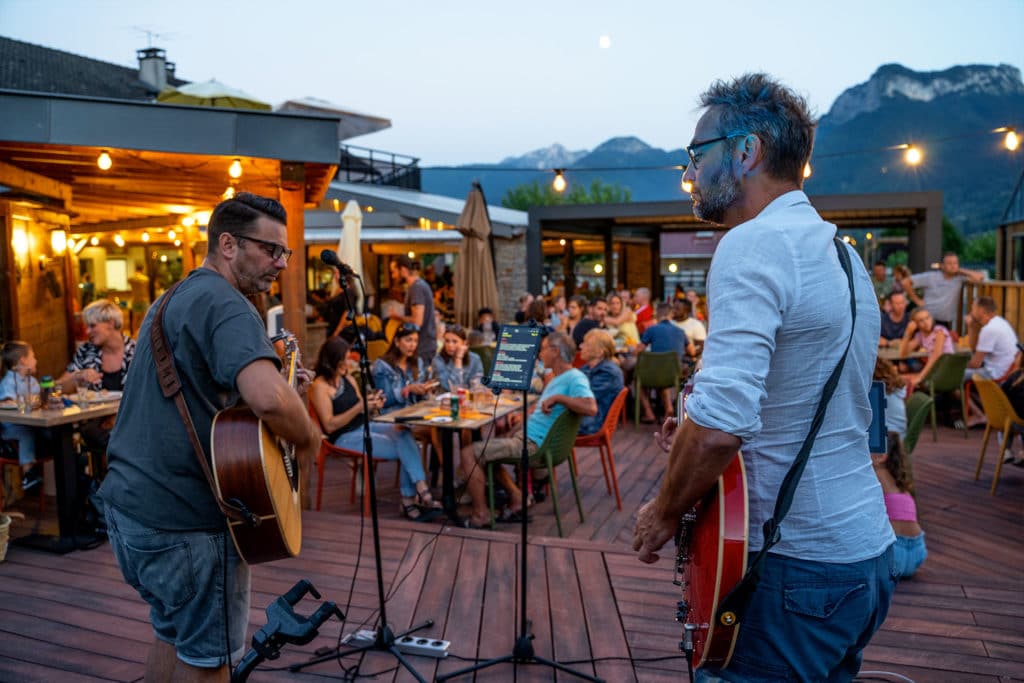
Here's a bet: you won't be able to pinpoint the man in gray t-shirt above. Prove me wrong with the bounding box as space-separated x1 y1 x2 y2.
907 252 985 328
389 254 437 362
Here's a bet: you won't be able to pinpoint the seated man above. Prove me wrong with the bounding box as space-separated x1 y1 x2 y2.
637 302 688 423
965 296 1019 381
879 291 911 348
571 297 607 347
457 332 596 527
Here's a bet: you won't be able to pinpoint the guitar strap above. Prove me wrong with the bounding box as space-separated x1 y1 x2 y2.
150 279 250 524
716 236 857 627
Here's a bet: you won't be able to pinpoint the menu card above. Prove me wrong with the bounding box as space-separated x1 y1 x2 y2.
485 324 543 392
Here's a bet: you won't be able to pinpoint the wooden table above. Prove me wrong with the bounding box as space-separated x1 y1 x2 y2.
0 400 120 553
877 347 929 363
373 394 529 522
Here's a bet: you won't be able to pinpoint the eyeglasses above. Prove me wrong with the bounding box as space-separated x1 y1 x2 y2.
234 234 293 262
685 131 747 170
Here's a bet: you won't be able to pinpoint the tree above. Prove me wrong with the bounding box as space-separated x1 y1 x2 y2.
942 216 965 256
962 230 997 265
501 179 632 211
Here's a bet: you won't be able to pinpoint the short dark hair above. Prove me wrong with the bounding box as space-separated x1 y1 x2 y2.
975 296 997 314
477 307 494 318
208 192 286 244
393 254 419 272
655 302 673 319
569 295 588 310
673 299 692 319
874 261 887 268
1 340 31 374
698 73 815 185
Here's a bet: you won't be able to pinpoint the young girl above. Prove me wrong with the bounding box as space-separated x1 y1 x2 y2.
0 341 42 491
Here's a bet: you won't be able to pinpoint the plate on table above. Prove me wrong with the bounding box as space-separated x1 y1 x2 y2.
429 416 454 424
80 390 123 404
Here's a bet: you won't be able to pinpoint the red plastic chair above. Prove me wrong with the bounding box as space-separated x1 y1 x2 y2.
308 401 370 516
571 387 629 509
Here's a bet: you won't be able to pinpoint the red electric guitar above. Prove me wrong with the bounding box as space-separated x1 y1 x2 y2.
672 385 749 668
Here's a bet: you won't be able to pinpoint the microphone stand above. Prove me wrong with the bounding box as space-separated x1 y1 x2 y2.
290 267 432 681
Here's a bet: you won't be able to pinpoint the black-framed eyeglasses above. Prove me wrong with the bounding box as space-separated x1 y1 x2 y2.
234 234 293 262
685 131 747 170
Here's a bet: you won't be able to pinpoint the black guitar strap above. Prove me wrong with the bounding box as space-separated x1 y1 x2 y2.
716 236 857 627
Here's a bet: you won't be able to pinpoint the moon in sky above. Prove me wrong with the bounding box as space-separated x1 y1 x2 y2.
598 35 611 49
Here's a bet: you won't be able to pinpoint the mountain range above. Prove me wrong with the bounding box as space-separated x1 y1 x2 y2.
421 63 1024 235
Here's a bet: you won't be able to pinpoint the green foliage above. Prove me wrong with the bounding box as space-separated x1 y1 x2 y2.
942 216 965 255
962 230 997 264
501 179 632 211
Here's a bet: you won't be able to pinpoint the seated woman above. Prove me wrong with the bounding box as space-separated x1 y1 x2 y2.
871 437 927 579
432 324 484 391
603 293 640 347
899 308 954 387
58 299 137 462
372 324 435 412
312 336 439 520
578 329 625 435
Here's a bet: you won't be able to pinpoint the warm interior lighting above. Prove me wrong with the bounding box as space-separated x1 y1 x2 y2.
904 145 922 165
160 255 169 263
366 206 374 213
174 239 182 247
228 158 243 179
552 170 567 193
97 150 112 171
866 232 873 240
182 216 196 227
167 229 177 240
141 231 151 243
113 234 125 247
668 263 678 273
681 178 693 194
50 229 67 254
593 263 604 274
1006 130 1020 151
11 226 29 260
558 238 566 246
194 211 211 226
90 236 100 246
222 186 236 200
803 162 812 179
73 239 88 255
66 237 76 250
407 251 416 259
332 198 340 212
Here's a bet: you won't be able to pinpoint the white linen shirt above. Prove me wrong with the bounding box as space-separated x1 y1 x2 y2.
977 315 1018 379
686 191 894 563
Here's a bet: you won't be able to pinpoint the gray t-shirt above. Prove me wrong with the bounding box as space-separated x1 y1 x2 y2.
406 277 436 361
910 270 969 323
101 268 280 531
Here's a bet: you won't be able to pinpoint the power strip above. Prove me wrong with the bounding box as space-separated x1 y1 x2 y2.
340 630 450 659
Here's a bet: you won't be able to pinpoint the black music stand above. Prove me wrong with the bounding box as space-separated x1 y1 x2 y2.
290 262 432 682
438 323 602 683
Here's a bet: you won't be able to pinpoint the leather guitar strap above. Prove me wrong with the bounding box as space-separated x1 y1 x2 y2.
150 279 248 523
716 236 857 626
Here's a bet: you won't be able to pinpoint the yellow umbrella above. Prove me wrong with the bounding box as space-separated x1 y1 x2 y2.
454 183 500 328
157 79 272 110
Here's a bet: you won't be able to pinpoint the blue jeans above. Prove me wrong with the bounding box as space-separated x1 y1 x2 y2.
104 503 250 668
334 423 425 497
892 533 927 578
696 546 897 682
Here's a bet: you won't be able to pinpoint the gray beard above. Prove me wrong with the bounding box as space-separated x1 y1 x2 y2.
692 158 741 226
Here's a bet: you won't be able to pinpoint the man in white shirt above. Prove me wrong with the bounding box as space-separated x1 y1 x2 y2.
965 296 1019 380
632 73 894 682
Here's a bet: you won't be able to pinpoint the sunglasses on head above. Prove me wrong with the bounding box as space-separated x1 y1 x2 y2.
397 323 420 335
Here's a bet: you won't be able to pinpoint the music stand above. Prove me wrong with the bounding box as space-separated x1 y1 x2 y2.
290 263 432 682
438 323 602 682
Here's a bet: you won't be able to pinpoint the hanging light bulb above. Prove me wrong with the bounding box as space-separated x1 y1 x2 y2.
51 229 67 254
552 170 567 193
593 263 604 274
558 238 566 247
1006 130 1020 152
904 145 922 165
668 263 678 273
141 231 151 243
803 162 812 179
173 239 181 247
97 150 112 171
229 158 243 179
167 229 177 240
222 186 236 200
113 234 125 248
90 236 99 246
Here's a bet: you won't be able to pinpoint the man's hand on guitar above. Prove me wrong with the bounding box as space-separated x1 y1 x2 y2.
294 367 314 395
633 500 676 564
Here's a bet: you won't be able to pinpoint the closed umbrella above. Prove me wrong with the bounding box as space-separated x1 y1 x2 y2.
339 200 368 311
454 183 500 328
157 79 272 110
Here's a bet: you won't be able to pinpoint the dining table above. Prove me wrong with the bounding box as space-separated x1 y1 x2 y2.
372 392 533 523
877 347 930 363
0 396 120 553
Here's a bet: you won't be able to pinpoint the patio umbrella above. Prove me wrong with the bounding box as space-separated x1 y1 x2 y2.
454 183 500 328
157 79 272 110
338 200 368 311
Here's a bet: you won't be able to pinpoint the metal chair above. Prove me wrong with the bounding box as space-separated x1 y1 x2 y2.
973 378 1024 495
572 387 629 510
917 353 970 441
469 345 494 375
633 350 681 426
485 410 583 537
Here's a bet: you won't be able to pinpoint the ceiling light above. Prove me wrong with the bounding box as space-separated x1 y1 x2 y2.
51 229 67 255
113 234 125 247
167 229 177 240
668 263 678 273
97 150 112 171
229 158 243 179
559 238 566 246
594 263 604 274
174 239 181 247
141 231 151 243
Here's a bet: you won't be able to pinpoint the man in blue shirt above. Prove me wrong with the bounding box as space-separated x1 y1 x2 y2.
457 332 595 528
633 74 894 681
637 302 687 423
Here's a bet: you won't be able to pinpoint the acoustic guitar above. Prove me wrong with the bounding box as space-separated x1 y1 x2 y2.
210 333 302 564
671 383 749 669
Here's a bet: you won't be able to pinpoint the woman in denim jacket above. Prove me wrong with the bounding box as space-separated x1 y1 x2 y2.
431 324 483 392
372 323 434 412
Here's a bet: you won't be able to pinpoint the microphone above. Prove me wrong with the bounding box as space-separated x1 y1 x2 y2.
320 249 358 278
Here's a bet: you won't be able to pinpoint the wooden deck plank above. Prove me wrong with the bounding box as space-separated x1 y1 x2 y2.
575 549 637 682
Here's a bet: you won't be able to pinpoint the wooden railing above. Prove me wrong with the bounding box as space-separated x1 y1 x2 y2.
963 281 1024 337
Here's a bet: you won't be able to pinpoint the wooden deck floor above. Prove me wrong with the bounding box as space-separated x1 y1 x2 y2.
1 421 1021 682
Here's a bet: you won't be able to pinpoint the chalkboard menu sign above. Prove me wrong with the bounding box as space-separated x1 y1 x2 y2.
485 324 543 392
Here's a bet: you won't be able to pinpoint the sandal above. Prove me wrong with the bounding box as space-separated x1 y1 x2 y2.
496 506 531 524
415 487 443 510
401 501 425 521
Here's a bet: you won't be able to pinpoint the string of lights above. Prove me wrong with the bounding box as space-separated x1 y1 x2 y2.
421 125 1021 194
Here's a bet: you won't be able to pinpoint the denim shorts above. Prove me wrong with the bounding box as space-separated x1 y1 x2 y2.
696 546 897 682
892 532 927 578
104 503 250 668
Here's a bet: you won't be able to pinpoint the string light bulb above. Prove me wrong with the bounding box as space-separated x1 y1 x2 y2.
113 234 125 248
904 145 922 165
593 263 604 274
142 231 151 243
803 163 812 179
552 169 567 193
559 238 566 246
97 150 112 171
1006 129 1020 152
668 263 678 273
228 158 243 179
167 229 176 240
90 236 99 246
174 239 181 247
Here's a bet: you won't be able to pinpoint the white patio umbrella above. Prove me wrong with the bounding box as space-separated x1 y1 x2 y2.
157 79 272 110
338 200 367 311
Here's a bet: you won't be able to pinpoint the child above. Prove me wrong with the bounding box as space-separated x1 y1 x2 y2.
0 340 42 491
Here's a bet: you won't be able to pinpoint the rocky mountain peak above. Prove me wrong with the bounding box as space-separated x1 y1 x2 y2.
498 142 588 169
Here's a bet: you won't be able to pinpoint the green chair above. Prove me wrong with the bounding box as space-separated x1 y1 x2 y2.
470 345 494 376
917 352 970 441
485 410 583 537
902 391 934 458
633 350 681 426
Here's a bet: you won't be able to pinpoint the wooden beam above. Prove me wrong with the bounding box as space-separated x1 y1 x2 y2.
280 162 308 348
75 214 186 233
0 159 72 205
